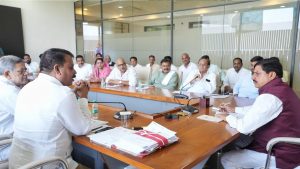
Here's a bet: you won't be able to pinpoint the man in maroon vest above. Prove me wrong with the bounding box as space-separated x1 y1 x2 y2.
218 58 300 169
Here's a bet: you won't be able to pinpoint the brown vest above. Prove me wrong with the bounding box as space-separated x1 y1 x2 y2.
248 78 300 169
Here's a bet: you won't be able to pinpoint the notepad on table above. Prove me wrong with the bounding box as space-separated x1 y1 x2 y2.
197 115 223 123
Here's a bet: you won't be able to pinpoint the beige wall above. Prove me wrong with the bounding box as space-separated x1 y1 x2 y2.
0 0 76 62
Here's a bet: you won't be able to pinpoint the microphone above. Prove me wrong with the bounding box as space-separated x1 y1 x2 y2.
174 74 200 99
88 101 130 120
181 97 200 114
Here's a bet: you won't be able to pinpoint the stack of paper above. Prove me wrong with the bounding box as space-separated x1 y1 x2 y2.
88 121 178 157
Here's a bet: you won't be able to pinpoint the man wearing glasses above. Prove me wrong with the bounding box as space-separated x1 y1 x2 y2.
0 55 29 161
106 58 137 86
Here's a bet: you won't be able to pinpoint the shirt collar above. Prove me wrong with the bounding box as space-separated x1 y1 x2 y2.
37 73 63 86
0 75 20 88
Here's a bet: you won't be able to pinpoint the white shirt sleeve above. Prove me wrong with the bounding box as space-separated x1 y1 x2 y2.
223 69 230 86
128 68 137 86
105 68 116 83
57 93 92 136
204 73 216 94
226 94 283 134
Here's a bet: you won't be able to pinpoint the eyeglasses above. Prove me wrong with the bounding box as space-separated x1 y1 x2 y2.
117 63 126 67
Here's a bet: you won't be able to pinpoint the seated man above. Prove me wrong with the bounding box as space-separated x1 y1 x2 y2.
181 56 216 94
164 56 177 71
104 54 115 67
73 55 92 81
129 56 144 81
9 48 93 169
178 53 198 87
23 54 39 80
106 58 137 87
0 55 28 161
218 58 300 169
145 55 160 81
149 58 178 90
233 56 263 99
223 57 250 93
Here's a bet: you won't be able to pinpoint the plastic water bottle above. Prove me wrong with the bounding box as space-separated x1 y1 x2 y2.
92 101 99 119
101 78 106 88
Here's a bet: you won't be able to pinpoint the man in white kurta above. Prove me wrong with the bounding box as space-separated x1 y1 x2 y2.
145 55 160 82
178 53 198 87
9 48 93 169
0 55 28 161
129 56 144 81
181 57 216 95
106 58 137 86
23 54 39 80
223 58 250 93
74 55 92 81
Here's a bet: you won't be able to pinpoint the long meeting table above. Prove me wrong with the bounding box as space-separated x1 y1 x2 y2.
72 84 243 169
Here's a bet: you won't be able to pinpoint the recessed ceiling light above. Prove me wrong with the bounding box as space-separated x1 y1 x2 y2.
200 14 204 17
83 8 88 11
166 15 170 18
118 6 123 9
119 14 123 17
82 22 88 25
234 11 239 13
280 5 285 8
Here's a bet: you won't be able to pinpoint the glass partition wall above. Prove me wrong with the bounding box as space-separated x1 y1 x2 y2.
75 0 300 92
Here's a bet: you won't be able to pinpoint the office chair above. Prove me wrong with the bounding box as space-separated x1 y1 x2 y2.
0 134 68 169
0 134 12 169
18 157 68 169
264 137 300 169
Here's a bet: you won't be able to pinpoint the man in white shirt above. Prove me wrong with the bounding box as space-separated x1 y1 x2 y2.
217 58 300 169
145 55 160 81
74 55 92 81
164 56 177 71
178 53 198 87
0 55 28 161
106 58 137 86
181 56 216 94
233 56 263 99
129 56 143 81
9 48 93 169
223 57 250 93
23 54 39 80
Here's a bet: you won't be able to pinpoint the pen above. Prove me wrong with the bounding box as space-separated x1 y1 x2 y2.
91 126 104 132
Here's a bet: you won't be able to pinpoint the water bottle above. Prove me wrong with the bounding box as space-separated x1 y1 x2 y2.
91 101 99 120
101 78 106 88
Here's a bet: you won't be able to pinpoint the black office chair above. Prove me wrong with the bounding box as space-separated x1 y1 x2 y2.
264 137 300 169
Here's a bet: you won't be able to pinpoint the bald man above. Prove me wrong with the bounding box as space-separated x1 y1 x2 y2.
105 58 137 86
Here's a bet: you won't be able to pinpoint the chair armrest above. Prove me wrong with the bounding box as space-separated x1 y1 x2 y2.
266 137 300 151
0 138 12 147
18 156 68 169
0 134 12 141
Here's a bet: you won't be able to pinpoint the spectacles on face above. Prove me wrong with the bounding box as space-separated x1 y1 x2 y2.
117 63 126 67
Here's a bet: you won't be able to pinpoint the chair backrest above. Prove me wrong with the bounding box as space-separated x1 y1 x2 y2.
0 135 12 169
18 157 68 169
265 137 300 169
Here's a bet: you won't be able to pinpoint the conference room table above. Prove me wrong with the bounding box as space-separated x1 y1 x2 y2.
87 83 200 117
73 84 244 169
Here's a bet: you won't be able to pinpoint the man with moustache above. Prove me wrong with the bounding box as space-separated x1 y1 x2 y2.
149 58 178 90
23 54 39 80
0 55 29 161
106 57 137 86
10 48 93 169
233 56 263 99
218 58 300 169
223 57 250 93
181 56 216 94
